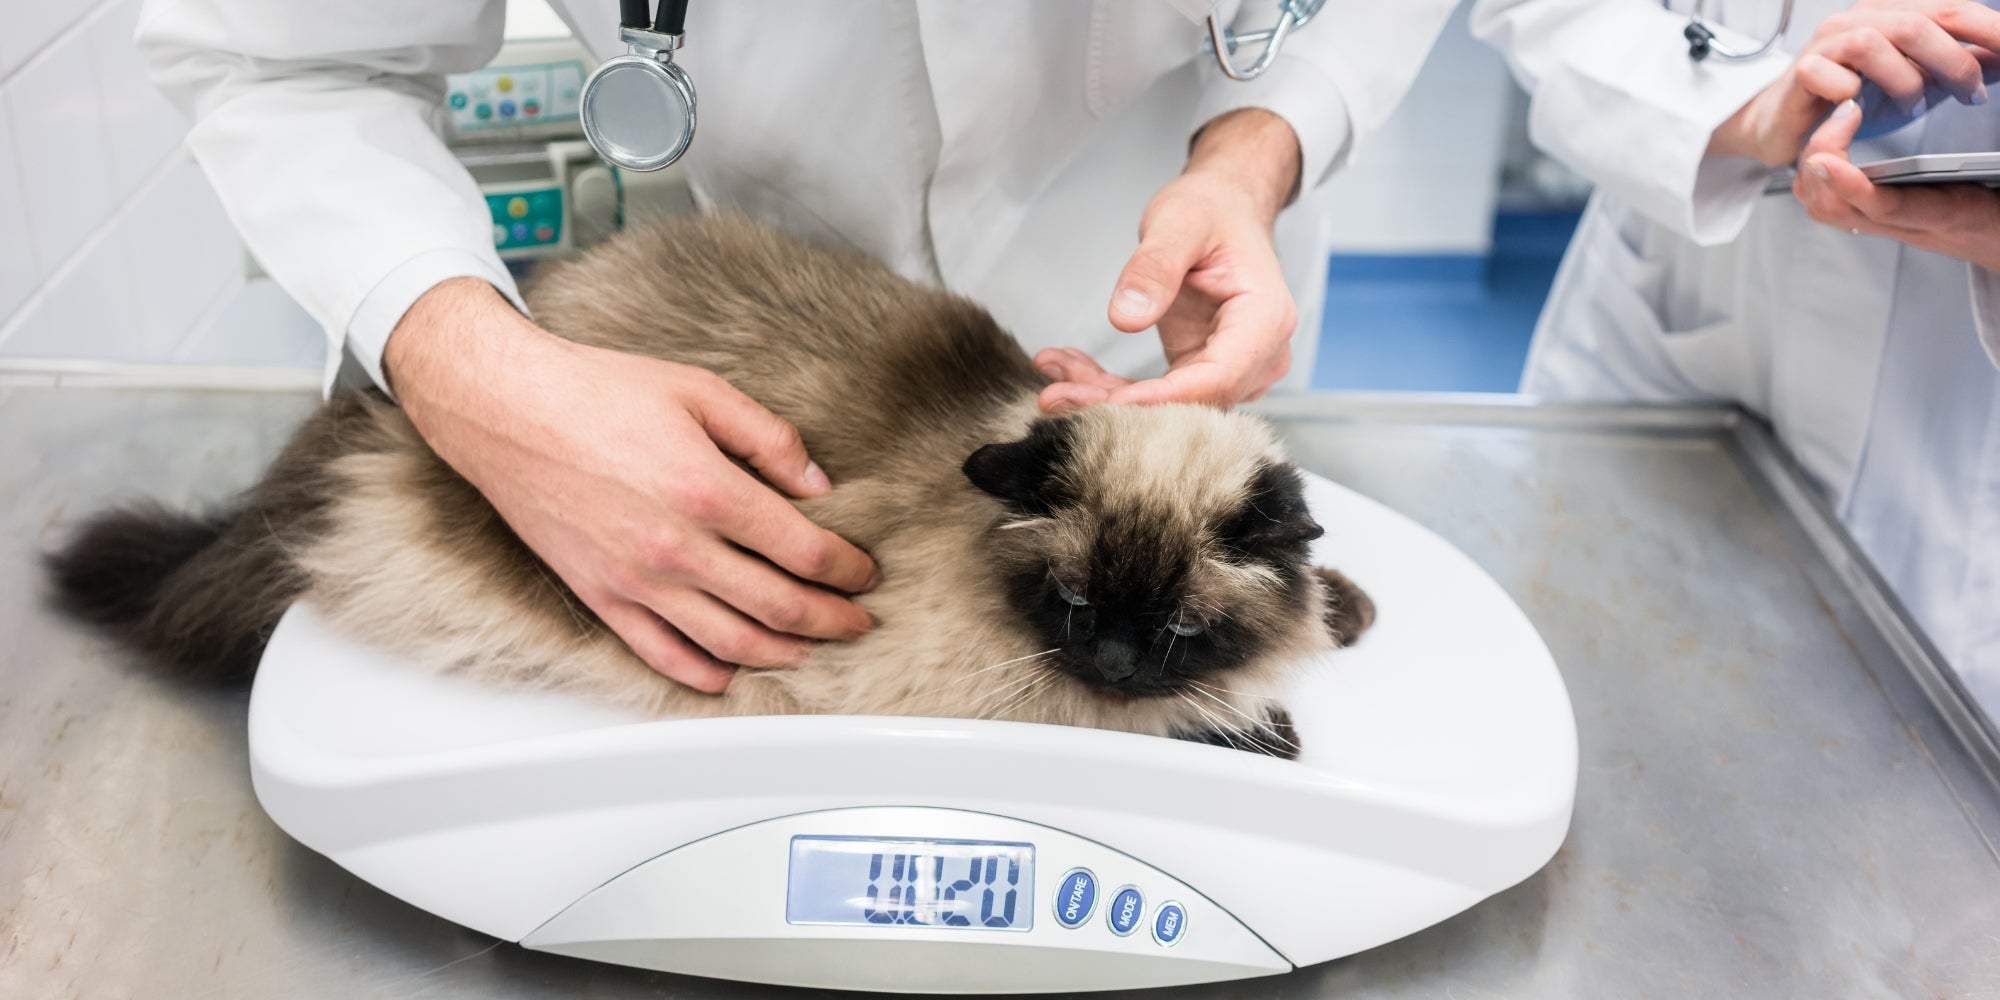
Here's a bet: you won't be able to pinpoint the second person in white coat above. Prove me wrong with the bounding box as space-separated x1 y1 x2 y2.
1473 0 2000 713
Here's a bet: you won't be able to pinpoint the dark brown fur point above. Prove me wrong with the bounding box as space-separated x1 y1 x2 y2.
44 215 1372 757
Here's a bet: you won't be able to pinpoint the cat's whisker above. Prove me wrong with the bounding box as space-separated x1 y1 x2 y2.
966 684 1027 719
1178 693 1282 757
980 676 1043 721
1186 685 1297 750
876 648 1059 714
962 648 1060 679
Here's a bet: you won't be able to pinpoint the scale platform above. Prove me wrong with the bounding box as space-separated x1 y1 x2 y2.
248 473 1577 994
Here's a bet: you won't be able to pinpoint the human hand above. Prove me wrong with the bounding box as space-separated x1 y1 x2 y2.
1709 0 2000 168
383 278 878 693
1793 99 2000 273
1038 108 1301 413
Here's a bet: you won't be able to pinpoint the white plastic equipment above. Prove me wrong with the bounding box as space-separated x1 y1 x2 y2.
248 474 1578 994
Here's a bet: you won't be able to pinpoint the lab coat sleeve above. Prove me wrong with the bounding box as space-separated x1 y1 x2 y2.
1970 266 2000 369
1470 0 1790 245
136 0 523 395
1191 0 1460 192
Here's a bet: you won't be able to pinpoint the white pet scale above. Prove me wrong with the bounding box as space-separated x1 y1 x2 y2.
249 475 1578 994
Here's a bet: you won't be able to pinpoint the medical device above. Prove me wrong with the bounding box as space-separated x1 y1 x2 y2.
1681 0 1796 62
580 0 696 172
246 473 1577 994
1204 0 1328 82
444 30 693 263
1858 152 2000 186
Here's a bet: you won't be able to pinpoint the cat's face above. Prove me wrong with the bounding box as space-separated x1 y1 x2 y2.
963 405 1325 700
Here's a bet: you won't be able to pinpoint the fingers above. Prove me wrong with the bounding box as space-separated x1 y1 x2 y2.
597 600 737 694
1039 382 1112 415
1866 10 1988 104
647 587 817 669
689 371 833 499
1801 97 1864 164
1110 205 1212 333
1033 347 1131 391
1925 0 2000 62
712 465 879 594
1823 21 1930 111
685 533 875 640
1793 52 1865 106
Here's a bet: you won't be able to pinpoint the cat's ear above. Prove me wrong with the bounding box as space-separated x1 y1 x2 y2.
1222 463 1324 554
963 418 1076 515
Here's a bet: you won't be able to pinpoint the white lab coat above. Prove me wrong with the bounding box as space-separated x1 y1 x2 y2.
136 0 1456 396
1473 0 2000 712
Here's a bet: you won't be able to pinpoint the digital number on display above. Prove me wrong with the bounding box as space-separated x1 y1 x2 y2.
786 837 1035 931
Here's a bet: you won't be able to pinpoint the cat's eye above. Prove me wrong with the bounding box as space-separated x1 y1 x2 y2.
1052 577 1090 607
1167 619 1204 637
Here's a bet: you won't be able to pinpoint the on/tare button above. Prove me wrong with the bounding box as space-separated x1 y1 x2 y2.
1152 901 1187 947
1052 868 1097 929
1106 886 1144 936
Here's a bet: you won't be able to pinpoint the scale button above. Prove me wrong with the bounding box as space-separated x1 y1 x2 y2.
1053 868 1097 928
1106 886 1144 936
1152 901 1188 947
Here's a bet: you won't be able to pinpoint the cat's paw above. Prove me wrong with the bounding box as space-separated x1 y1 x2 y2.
1312 567 1374 648
1175 705 1301 760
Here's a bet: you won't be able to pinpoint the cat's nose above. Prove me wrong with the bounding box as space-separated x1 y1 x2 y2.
1092 637 1139 683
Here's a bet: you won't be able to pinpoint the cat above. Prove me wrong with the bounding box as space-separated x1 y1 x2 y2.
45 216 1372 759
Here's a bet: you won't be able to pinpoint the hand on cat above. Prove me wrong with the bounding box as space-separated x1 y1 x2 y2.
1038 108 1301 413
384 278 878 693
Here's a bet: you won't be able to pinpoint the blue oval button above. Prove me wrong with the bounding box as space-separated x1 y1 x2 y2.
1107 886 1144 936
1152 901 1188 947
1053 868 1097 928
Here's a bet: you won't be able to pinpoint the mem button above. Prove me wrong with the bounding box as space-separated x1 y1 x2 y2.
1152 901 1187 947
1106 886 1144 936
1052 868 1097 929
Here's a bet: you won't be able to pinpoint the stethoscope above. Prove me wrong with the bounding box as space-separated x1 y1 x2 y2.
1681 0 1797 61
581 0 1329 173
579 0 695 173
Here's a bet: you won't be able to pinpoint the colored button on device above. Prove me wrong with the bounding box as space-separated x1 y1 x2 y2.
496 75 514 93
1052 868 1097 929
506 197 529 219
498 100 516 118
533 224 555 243
448 92 467 109
1151 901 1187 947
474 103 492 120
1106 886 1144 936
523 99 540 117
510 223 529 243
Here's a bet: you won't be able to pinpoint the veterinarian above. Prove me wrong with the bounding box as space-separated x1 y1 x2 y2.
136 1 1456 692
1473 0 2000 712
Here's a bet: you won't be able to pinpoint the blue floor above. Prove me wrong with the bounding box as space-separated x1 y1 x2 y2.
1310 211 1580 393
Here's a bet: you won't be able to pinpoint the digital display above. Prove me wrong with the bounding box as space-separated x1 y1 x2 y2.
786 837 1034 931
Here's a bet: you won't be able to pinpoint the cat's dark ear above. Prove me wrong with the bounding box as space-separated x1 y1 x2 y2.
963 418 1076 515
1221 463 1323 555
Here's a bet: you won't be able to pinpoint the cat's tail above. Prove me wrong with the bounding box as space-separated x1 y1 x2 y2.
44 498 310 684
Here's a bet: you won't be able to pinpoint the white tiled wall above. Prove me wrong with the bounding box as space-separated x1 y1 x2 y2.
0 0 324 372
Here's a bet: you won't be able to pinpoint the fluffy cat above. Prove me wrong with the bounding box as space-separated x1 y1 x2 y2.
46 216 1372 758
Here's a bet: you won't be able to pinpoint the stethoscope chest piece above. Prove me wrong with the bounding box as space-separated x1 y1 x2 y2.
581 3 695 172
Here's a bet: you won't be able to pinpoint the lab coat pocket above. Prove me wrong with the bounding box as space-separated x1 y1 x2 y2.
1539 204 1752 403
1584 207 1760 406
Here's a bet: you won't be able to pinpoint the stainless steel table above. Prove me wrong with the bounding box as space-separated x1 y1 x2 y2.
4 387 1998 999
